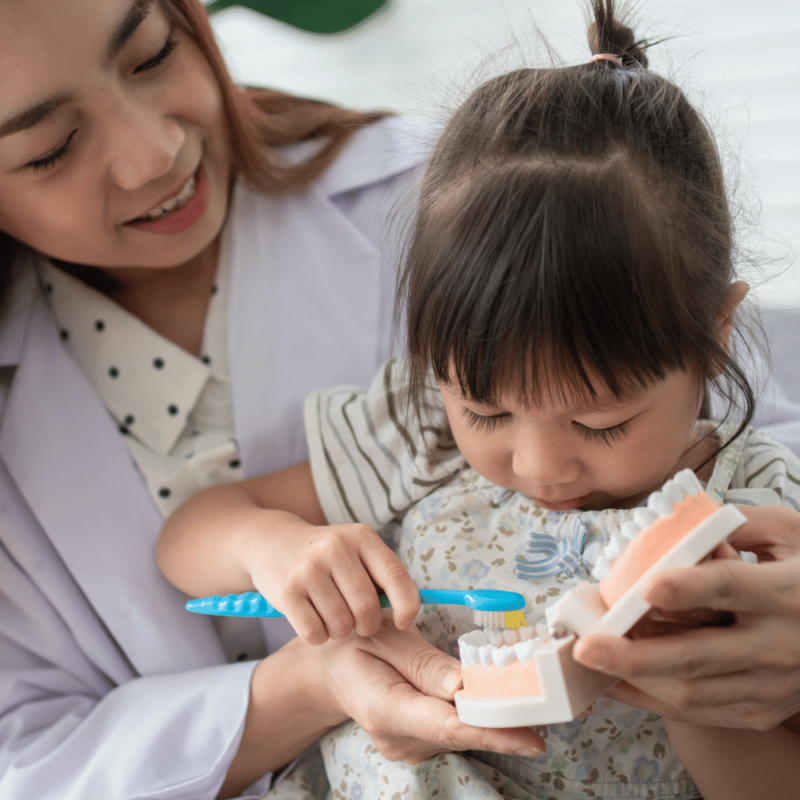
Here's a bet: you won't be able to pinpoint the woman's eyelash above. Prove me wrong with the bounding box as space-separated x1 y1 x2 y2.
461 408 509 433
134 35 178 74
28 130 78 173
579 421 630 445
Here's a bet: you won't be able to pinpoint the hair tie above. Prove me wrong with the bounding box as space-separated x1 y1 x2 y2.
590 53 623 66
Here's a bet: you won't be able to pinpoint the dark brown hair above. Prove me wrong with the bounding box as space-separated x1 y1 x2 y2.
0 0 385 304
399 0 754 448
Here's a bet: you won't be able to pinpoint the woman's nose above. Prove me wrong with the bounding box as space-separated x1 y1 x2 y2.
107 102 185 190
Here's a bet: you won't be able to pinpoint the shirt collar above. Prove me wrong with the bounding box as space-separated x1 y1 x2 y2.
38 258 225 456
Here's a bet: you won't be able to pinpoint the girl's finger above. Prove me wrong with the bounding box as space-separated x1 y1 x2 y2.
275 592 329 646
329 560 384 637
360 540 421 630
305 575 356 641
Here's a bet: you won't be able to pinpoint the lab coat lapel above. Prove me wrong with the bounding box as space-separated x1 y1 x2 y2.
229 182 383 476
0 295 226 674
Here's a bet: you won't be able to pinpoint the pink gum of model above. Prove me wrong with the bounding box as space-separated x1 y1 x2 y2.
454 469 746 728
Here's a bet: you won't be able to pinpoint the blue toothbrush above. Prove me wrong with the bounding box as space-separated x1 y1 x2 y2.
186 588 527 628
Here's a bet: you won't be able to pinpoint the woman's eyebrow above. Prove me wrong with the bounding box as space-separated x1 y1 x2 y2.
0 94 73 140
0 1 157 141
108 0 156 60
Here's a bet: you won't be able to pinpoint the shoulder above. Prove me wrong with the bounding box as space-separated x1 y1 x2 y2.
280 116 440 199
716 425 800 508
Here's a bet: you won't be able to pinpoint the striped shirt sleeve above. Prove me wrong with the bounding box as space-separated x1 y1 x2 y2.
304 359 465 528
726 429 800 513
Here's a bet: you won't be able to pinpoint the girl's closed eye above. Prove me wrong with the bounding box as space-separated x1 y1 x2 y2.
577 420 631 446
461 406 510 433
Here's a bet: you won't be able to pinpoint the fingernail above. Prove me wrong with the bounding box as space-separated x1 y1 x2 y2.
516 747 545 757
441 668 463 695
577 644 608 671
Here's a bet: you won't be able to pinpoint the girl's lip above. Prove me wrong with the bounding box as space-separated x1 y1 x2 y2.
533 494 592 511
125 164 208 235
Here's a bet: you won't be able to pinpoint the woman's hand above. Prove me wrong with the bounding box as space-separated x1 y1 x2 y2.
572 506 800 729
317 614 546 764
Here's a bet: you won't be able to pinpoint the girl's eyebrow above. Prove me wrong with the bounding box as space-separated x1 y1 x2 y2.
0 0 155 141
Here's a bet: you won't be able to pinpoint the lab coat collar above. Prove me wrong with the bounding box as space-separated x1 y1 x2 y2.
0 293 226 675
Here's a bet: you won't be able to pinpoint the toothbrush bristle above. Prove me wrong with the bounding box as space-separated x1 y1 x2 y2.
503 609 528 629
473 609 527 629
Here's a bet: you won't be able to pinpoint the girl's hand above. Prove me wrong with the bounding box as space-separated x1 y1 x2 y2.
573 505 800 729
247 515 421 645
314 614 546 764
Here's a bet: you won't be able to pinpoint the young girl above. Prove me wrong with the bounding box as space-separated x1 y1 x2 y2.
157 1 800 797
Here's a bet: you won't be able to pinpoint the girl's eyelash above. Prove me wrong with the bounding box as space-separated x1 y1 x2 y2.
579 421 630 446
133 35 178 74
462 408 509 433
28 130 78 173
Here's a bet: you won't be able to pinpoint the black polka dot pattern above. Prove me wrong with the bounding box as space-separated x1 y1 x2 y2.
124 414 135 425
59 329 69 341
153 358 164 369
95 320 105 332
159 487 171 498
109 367 119 378
168 404 179 416
201 355 211 365
229 459 241 469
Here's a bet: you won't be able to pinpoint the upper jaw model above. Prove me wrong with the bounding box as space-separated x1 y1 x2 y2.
454 469 746 728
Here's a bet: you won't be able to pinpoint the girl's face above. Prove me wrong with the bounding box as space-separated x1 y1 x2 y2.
0 0 231 273
439 368 708 512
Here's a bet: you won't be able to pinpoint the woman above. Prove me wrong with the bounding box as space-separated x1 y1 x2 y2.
0 1 798 799
0 1 542 798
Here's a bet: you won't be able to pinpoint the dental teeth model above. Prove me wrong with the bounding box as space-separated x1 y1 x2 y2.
454 469 746 728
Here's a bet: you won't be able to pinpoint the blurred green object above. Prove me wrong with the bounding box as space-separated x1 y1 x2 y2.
205 0 390 34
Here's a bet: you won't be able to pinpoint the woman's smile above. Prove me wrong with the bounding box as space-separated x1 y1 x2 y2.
125 162 208 233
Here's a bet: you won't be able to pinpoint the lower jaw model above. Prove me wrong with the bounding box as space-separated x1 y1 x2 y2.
454 469 746 728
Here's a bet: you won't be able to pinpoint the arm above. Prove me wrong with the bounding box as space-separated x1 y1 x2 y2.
157 462 422 643
663 719 800 800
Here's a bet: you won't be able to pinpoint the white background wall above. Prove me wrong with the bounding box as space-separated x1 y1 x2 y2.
208 0 800 308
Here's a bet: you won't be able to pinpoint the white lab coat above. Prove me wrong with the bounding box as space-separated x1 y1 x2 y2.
0 117 432 800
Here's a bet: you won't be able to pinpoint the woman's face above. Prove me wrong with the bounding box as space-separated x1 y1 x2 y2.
0 0 231 272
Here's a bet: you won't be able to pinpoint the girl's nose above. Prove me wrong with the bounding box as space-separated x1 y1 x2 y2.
108 102 185 191
512 430 580 487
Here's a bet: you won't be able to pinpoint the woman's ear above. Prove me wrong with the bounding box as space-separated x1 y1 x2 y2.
717 281 749 353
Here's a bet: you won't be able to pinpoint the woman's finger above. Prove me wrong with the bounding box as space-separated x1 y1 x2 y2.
305 574 356 641
359 538 421 630
644 557 800 614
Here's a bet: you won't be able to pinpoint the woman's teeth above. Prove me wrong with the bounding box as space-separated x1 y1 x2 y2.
458 624 553 668
140 174 197 220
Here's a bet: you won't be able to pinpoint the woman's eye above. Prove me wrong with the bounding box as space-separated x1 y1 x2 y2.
578 421 630 446
134 35 178 74
27 129 77 173
462 407 509 433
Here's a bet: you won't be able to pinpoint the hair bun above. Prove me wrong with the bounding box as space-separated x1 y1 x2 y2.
587 0 648 68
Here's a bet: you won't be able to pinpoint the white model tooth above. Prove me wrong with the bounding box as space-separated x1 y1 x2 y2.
479 645 493 667
459 641 479 666
591 555 611 581
484 627 504 645
514 639 536 665
502 629 520 645
633 508 657 528
647 491 673 518
676 468 701 495
471 629 488 646
604 533 627 561
491 644 517 669
621 521 641 541
519 625 537 641
535 622 551 642
663 479 685 505
582 541 602 568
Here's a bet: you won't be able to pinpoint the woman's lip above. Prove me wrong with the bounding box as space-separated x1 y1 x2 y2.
125 164 208 235
533 494 592 511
